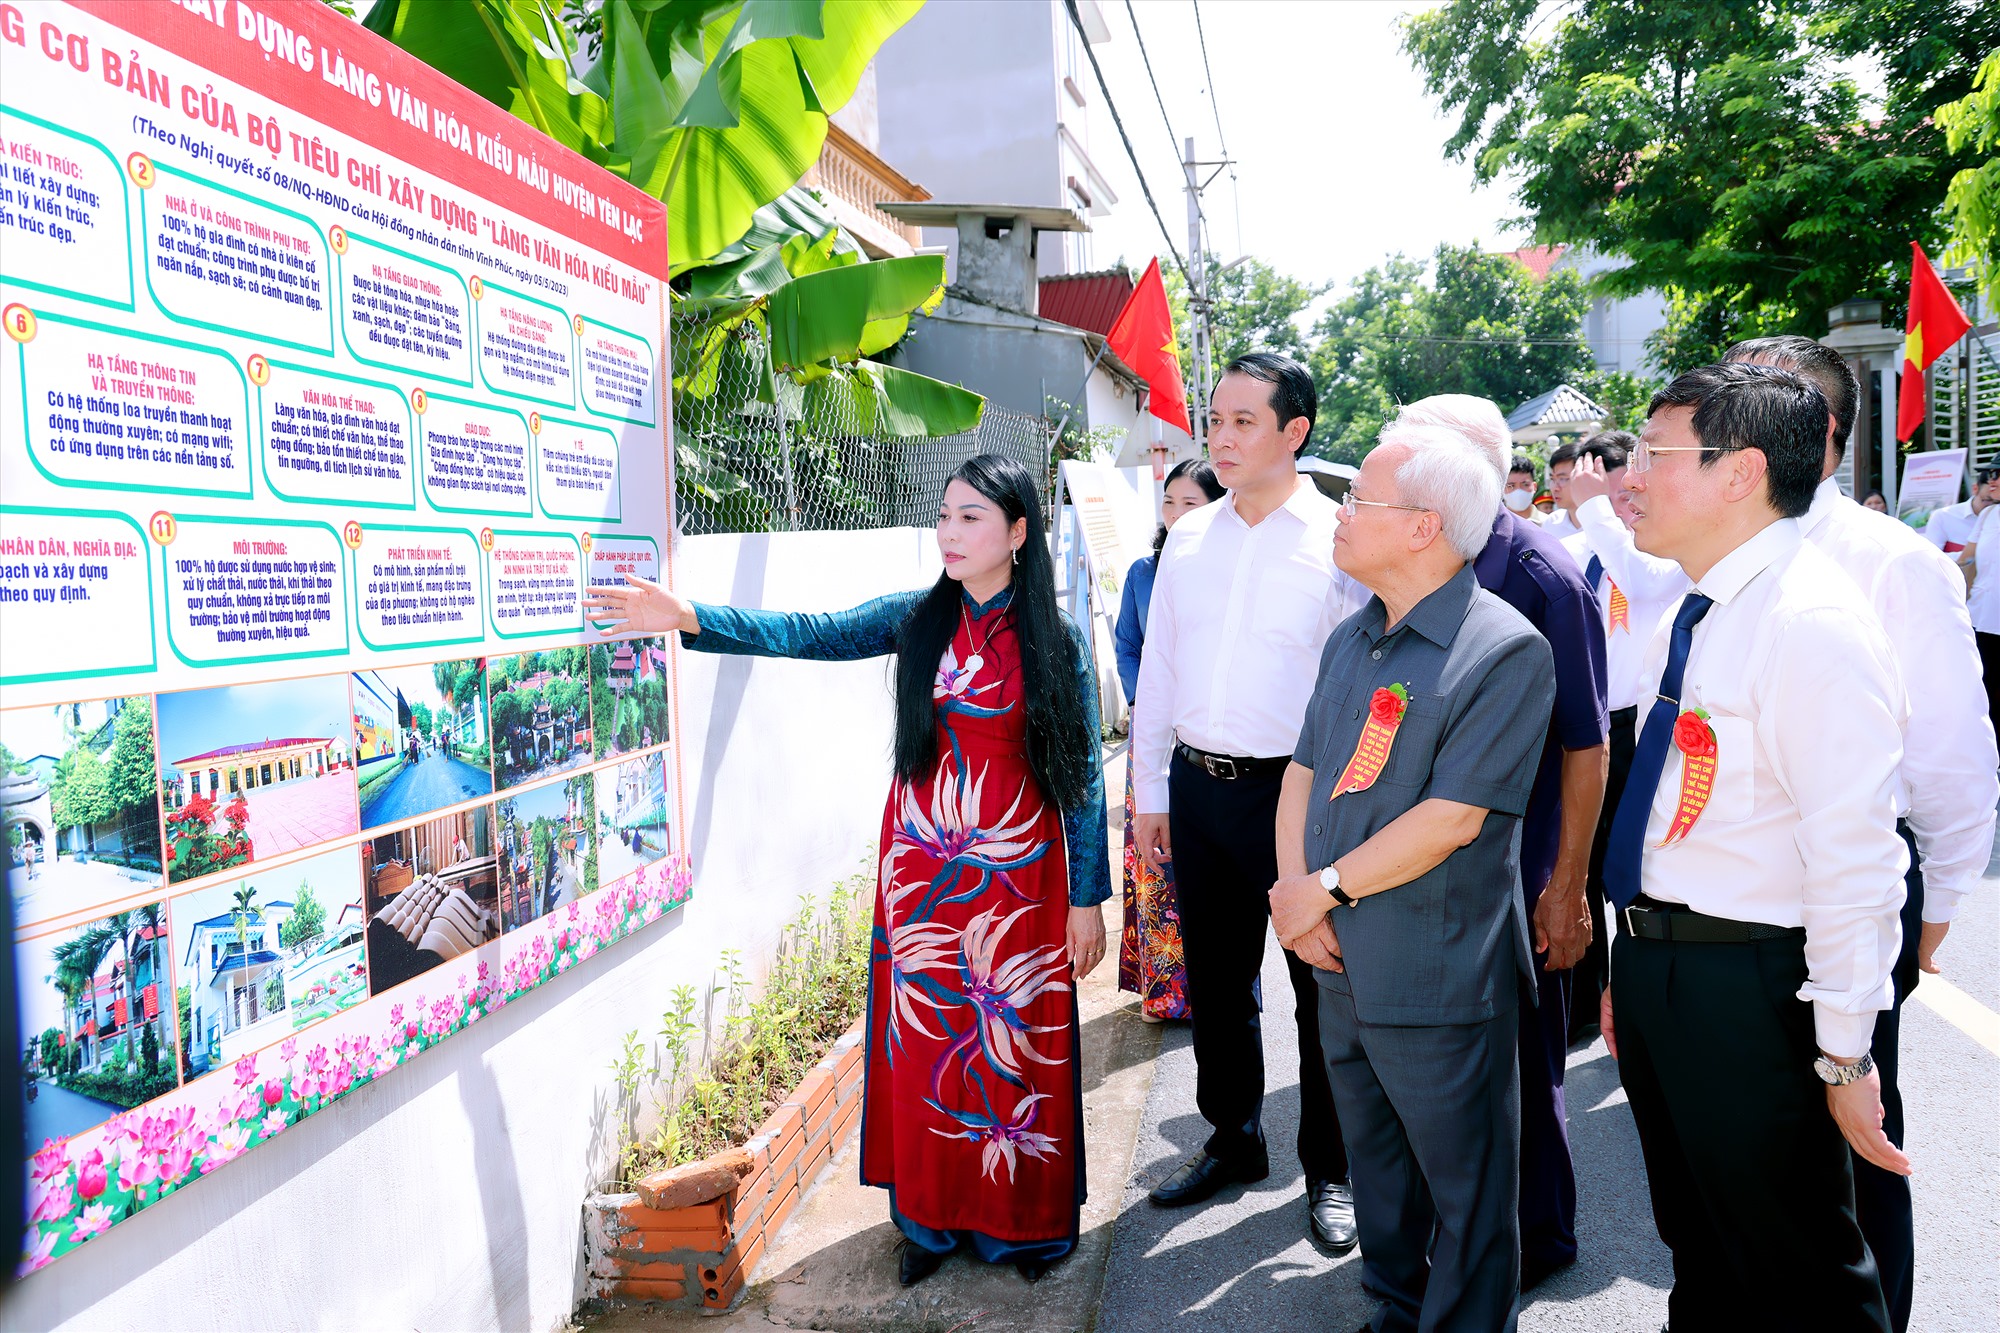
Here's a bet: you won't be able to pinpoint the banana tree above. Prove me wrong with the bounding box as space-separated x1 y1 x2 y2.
361 0 980 439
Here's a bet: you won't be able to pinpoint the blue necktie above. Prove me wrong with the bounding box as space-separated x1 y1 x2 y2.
1585 555 1603 591
1602 591 1715 910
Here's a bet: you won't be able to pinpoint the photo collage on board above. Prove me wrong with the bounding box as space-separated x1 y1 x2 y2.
4 637 679 1159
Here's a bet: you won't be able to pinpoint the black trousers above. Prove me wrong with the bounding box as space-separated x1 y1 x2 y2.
1169 751 1346 1180
1571 705 1637 1040
1319 977 1519 1332
1613 927 1889 1332
1855 823 1923 1332
1978 632 2000 741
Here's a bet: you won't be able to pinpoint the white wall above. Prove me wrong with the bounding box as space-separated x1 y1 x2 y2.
1 528 942 1333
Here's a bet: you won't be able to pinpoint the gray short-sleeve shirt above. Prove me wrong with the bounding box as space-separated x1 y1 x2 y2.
1294 563 1556 1025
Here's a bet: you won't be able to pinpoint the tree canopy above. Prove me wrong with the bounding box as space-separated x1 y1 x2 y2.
1402 0 2000 366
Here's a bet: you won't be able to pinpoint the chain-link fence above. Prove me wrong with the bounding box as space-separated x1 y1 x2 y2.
672 303 1051 536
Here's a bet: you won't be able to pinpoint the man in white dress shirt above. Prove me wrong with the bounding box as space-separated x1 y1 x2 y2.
1723 335 1998 1332
1602 362 1908 1332
1132 352 1366 1253
1538 440 1585 541
1557 432 1691 1040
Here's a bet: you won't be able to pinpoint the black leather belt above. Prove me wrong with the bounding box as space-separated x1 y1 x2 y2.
1621 896 1805 944
1174 741 1289 781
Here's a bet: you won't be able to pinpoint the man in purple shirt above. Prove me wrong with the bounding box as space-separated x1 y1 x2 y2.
1397 397 1611 1289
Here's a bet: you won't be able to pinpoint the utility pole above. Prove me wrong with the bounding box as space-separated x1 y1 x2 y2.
1184 137 1209 447
1182 137 1234 451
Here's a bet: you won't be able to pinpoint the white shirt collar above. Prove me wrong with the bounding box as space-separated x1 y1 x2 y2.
1692 517 1800 607
1219 476 1321 529
1801 476 1844 537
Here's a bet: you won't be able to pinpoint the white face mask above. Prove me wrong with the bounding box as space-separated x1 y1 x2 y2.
1503 487 1534 512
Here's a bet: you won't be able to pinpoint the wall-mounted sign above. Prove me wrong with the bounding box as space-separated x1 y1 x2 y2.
1 1 686 1277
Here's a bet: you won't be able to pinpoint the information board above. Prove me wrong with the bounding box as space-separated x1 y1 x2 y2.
1 1 688 1275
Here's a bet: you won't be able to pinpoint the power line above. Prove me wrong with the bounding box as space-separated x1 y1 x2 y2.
1190 0 1241 251
1062 0 1191 287
1123 1 1183 177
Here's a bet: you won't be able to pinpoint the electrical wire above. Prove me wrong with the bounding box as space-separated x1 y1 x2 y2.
1062 0 1192 287
1124 1 1184 178
1190 0 1241 252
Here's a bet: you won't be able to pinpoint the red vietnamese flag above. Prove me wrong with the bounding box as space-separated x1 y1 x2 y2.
1898 242 1972 441
1107 259 1192 434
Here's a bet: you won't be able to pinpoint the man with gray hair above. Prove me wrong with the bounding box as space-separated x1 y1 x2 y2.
1270 421 1555 1330
1396 393 1609 1287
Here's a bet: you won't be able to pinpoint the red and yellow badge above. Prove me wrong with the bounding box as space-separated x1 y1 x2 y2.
1330 683 1410 800
1607 578 1630 633
1656 708 1717 848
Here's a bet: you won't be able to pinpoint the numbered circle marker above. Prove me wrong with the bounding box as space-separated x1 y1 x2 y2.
343 521 364 550
2 304 35 344
479 527 495 553
528 411 542 435
580 533 594 557
148 511 178 546
246 353 271 387
329 225 349 256
126 152 155 189
411 387 428 415
573 314 585 337
469 275 485 301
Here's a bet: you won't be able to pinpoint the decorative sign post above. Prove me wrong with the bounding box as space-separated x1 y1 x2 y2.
1 0 686 1275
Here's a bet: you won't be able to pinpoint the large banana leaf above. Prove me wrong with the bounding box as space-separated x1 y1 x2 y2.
765 255 945 369
800 359 983 438
363 0 617 167
365 0 919 268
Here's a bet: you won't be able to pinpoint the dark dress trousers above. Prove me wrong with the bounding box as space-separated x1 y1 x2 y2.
1472 509 1608 1274
1297 565 1556 1333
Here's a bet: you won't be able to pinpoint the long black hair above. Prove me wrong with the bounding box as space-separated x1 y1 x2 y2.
892 454 1097 811
1152 457 1225 555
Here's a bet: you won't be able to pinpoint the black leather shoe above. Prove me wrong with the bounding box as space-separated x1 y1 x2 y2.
897 1241 945 1286
1017 1259 1054 1282
1521 1251 1576 1291
1307 1177 1358 1255
1147 1149 1269 1207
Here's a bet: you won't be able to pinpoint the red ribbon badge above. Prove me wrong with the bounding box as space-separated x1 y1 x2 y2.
1330 684 1409 799
1607 578 1630 633
1656 708 1716 847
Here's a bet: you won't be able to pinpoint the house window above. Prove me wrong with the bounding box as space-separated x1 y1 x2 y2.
260 763 273 785
228 769 239 794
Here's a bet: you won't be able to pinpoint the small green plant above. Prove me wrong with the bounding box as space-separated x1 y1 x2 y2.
608 870 874 1187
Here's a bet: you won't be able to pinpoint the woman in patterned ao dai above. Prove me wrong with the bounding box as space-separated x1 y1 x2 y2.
584 455 1111 1287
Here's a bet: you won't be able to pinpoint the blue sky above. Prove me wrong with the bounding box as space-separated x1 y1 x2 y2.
156 675 353 779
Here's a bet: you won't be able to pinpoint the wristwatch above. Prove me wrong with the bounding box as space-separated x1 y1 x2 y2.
1319 863 1359 909
1813 1050 1875 1086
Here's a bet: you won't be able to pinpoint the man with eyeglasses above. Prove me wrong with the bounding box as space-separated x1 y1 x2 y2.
1602 362 1907 1332
1722 334 1995 1333
1393 395 1608 1291
1269 419 1555 1332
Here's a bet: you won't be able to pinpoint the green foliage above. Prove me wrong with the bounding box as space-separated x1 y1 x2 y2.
1164 254 1327 390
139 1015 160 1076
1938 48 2000 304
281 882 327 951
51 746 114 830
107 697 158 815
58 1063 179 1110
1401 0 2000 368
610 875 872 1183
38 1028 60 1073
177 983 193 1073
0 741 24 776
409 700 435 742
1310 245 1596 461
165 793 251 882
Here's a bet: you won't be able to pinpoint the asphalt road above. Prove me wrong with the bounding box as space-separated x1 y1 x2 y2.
22 1081 124 1147
360 751 494 827
1098 871 2000 1332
